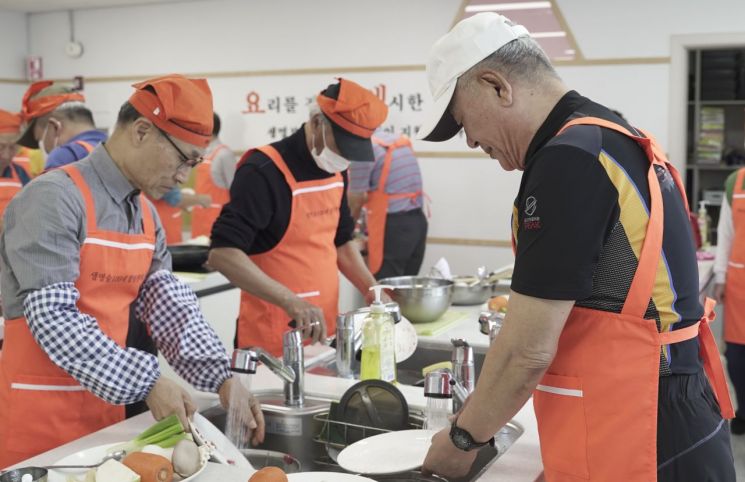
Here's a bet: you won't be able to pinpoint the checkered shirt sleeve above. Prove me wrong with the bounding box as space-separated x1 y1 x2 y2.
135 269 232 393
24 282 160 405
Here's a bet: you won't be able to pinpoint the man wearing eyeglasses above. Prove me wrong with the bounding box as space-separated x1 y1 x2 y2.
0 74 265 467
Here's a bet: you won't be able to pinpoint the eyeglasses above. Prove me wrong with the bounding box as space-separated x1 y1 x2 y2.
157 128 203 170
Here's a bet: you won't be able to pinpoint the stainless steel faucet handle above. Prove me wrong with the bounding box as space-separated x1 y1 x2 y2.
451 338 470 348
231 348 259 374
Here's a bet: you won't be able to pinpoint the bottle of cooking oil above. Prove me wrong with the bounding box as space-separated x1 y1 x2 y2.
360 285 396 383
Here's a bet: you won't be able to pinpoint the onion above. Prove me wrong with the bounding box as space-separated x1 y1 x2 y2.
171 439 201 477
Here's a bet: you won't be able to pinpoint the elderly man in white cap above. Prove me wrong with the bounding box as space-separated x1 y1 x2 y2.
419 13 735 482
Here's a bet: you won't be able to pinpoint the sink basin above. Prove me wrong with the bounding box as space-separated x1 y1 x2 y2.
200 382 523 481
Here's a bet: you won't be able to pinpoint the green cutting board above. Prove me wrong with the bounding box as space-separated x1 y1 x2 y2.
413 309 471 337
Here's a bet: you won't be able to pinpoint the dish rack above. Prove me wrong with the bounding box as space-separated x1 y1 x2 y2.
312 409 425 468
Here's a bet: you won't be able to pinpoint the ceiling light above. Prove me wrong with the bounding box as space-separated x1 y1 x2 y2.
531 31 566 38
465 1 551 13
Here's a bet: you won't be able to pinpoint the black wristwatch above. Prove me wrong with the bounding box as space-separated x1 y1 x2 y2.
449 417 495 452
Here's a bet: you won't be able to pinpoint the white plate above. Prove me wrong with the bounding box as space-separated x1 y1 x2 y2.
336 429 437 475
47 442 208 482
287 472 375 482
395 316 418 363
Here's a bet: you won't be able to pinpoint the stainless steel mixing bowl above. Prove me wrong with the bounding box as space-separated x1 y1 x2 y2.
378 276 453 324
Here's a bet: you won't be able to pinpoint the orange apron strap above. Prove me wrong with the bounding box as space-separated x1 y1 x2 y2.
734 168 745 196
60 164 97 231
204 144 228 162
75 140 95 154
257 145 299 191
700 297 736 418
559 117 665 318
622 164 664 317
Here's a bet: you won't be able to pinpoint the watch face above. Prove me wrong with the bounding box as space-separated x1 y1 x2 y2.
451 426 472 450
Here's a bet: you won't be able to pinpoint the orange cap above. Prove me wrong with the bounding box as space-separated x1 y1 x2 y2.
316 78 388 139
20 80 85 122
315 78 388 162
129 74 213 148
0 110 21 134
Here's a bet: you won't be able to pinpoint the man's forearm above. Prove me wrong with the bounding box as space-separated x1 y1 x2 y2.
455 293 574 442
337 241 376 294
208 247 296 310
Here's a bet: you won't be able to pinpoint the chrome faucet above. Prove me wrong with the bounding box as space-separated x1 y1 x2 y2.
424 368 469 408
231 328 304 407
336 302 401 378
478 311 503 344
451 338 475 413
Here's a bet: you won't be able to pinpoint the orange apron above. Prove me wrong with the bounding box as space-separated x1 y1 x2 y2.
0 162 25 221
191 144 230 239
516 118 734 482
365 136 423 275
150 196 183 245
724 168 745 344
237 145 343 356
0 164 156 467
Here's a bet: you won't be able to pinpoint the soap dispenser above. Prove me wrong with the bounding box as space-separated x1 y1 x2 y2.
360 285 397 382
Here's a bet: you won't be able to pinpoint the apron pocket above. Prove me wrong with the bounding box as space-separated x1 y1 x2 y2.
534 373 590 479
8 374 88 458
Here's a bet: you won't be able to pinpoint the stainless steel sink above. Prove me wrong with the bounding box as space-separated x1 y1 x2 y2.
200 385 523 481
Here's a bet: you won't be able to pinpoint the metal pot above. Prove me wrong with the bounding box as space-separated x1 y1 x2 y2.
451 276 498 305
378 276 453 324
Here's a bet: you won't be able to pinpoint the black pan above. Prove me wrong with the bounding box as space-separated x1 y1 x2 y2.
167 244 209 272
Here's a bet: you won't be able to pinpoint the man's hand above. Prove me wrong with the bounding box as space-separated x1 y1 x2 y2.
218 377 265 447
146 376 197 429
714 283 725 304
282 296 327 344
421 429 478 479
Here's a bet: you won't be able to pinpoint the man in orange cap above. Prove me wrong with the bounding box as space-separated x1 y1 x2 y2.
209 78 388 356
0 110 31 230
17 80 106 170
0 74 264 467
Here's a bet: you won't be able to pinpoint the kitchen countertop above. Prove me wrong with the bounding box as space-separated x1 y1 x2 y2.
9 258 717 479
8 363 542 481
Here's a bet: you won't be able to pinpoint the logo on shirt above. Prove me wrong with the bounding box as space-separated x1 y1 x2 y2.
525 196 537 216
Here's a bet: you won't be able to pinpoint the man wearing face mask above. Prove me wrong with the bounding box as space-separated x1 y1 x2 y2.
17 81 106 170
209 78 388 356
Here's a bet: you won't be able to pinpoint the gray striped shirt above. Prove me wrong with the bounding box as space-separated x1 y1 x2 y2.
348 131 423 213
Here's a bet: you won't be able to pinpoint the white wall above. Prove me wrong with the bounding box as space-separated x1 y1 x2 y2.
28 0 461 78
22 0 745 279
0 8 29 110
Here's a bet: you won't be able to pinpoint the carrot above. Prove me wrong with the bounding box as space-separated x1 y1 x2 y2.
122 452 174 482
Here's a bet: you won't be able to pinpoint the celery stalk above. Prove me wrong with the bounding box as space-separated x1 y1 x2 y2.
108 414 188 454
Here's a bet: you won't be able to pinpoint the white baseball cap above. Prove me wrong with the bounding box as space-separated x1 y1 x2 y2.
418 13 530 142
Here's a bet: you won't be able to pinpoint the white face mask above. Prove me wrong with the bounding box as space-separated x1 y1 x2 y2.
38 121 58 161
311 122 350 173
